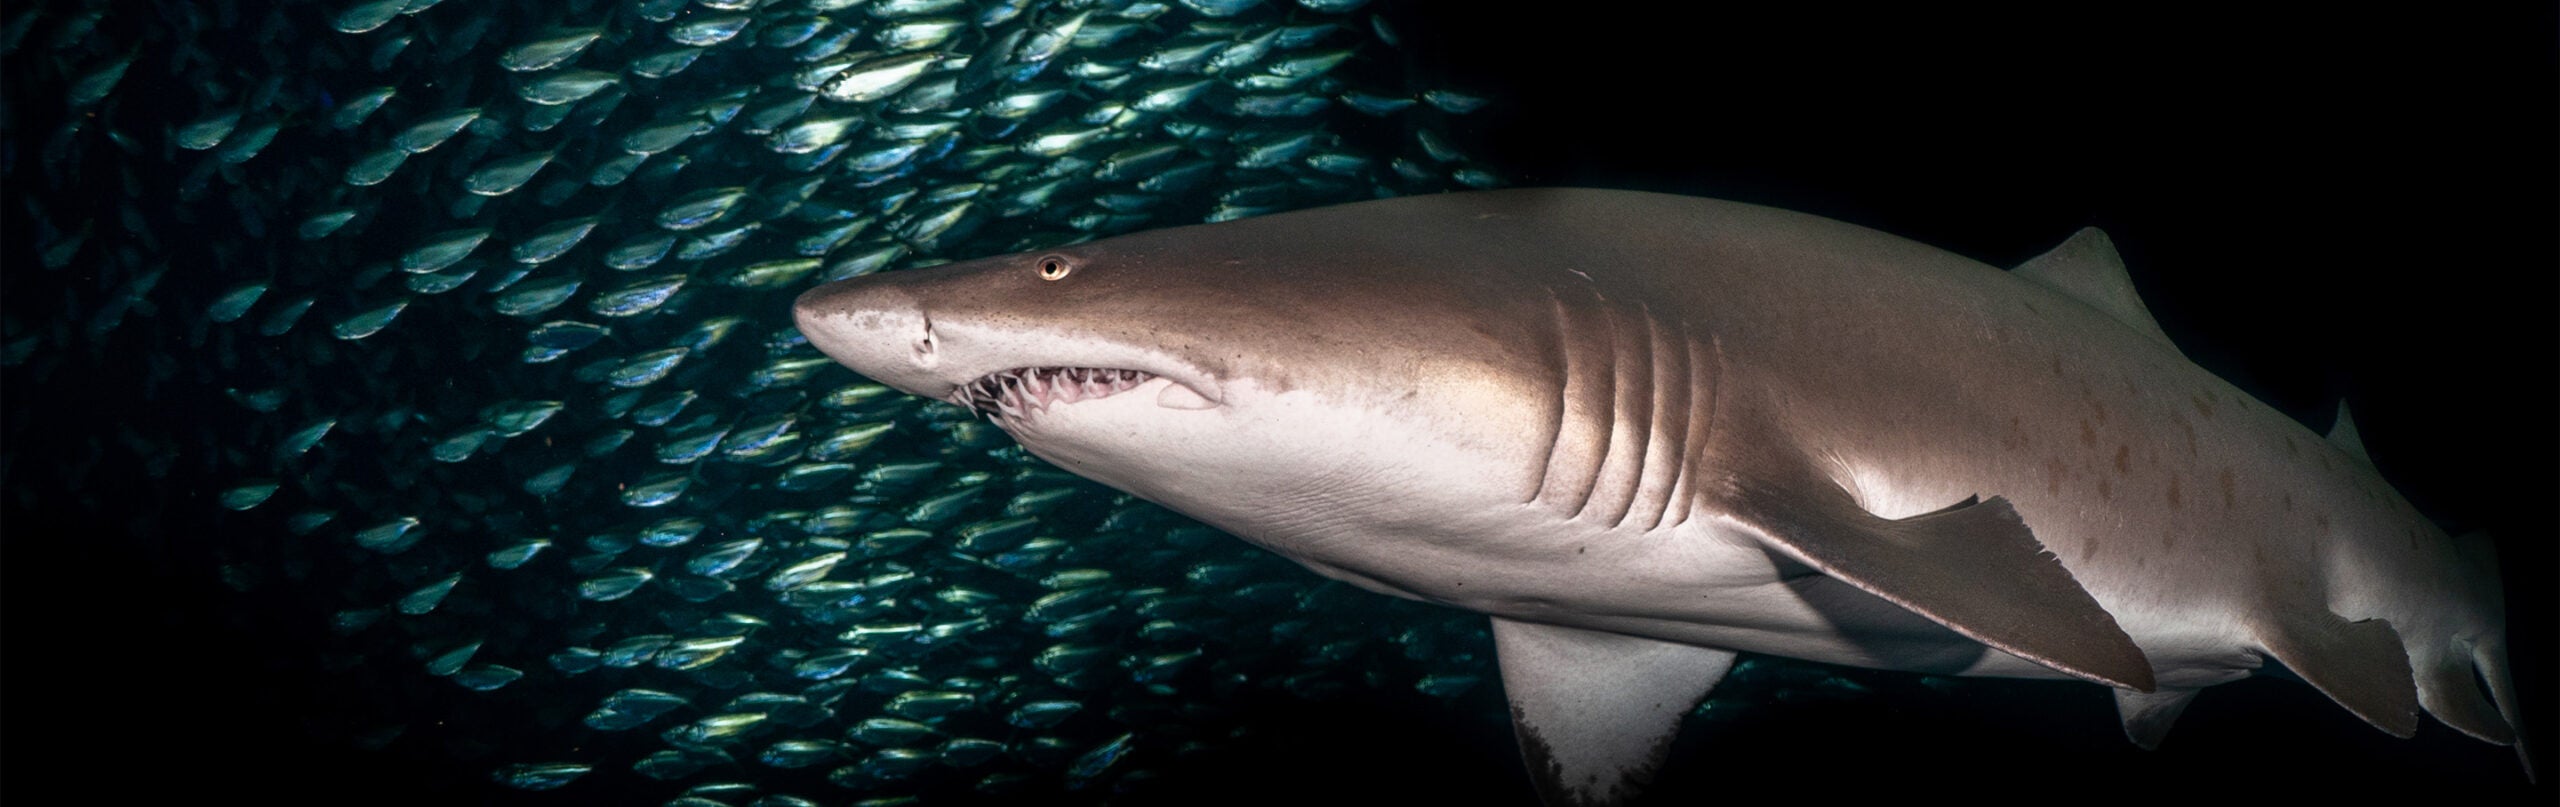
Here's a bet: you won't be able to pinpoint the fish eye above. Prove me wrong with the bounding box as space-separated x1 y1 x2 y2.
1037 255 1071 281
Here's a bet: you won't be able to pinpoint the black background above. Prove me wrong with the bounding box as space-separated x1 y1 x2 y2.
1260 3 2560 803
5 2 2553 806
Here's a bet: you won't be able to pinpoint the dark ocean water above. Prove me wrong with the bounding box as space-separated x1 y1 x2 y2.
4 3 2551 806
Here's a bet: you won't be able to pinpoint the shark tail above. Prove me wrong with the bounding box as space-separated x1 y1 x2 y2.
2254 528 2532 780
2313 407 2529 776
2436 531 2536 782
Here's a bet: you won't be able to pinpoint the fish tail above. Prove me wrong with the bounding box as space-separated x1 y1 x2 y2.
2448 531 2537 782
2400 530 2534 778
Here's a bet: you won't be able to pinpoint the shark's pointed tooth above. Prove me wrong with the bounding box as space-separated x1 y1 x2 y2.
1490 618 1734 807
2011 226 2180 355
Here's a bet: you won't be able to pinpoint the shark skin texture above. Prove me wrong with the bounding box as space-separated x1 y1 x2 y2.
791 188 2526 806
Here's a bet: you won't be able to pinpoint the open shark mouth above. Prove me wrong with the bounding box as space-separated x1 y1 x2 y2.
950 366 1158 419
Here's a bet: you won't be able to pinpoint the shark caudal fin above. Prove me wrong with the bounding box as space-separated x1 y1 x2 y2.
2476 638 2536 782
2329 404 2522 751
2439 531 2535 781
2250 525 2532 779
2404 531 2517 744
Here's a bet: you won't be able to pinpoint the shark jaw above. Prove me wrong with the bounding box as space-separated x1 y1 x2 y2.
789 280 1228 425
945 365 1220 421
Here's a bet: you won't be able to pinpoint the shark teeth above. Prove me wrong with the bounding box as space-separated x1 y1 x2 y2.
949 367 1155 419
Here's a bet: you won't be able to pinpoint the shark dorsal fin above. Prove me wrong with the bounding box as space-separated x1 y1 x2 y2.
2013 227 2180 354
2328 401 2374 466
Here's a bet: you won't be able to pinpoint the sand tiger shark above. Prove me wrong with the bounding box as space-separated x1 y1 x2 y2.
792 188 2526 805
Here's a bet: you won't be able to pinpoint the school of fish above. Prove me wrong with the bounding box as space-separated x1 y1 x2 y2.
2 0 1999 803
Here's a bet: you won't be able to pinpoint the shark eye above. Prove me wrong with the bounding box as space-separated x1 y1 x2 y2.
1037 255 1072 281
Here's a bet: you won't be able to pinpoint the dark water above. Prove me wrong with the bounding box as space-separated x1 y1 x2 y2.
5 3 2551 805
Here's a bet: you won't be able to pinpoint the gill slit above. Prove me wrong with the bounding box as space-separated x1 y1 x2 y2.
1570 295 1621 520
1665 331 1722 528
1634 311 1690 533
1595 301 1656 528
1525 289 1571 505
1533 287 1610 517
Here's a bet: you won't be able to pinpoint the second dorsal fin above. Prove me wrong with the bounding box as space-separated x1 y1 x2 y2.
2328 401 2375 467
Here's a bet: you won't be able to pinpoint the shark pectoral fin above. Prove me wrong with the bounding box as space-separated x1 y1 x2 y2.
2256 613 2421 737
1490 618 1736 807
2114 687 2200 749
1706 435 2154 691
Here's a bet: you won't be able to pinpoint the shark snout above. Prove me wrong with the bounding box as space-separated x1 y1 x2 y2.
793 281 946 396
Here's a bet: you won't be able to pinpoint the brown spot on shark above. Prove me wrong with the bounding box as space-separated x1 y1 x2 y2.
2219 467 2237 511
2079 419 2097 447
2079 381 2108 425
2190 392 2216 419
2113 445 2131 474
2166 477 2183 509
2001 416 2028 452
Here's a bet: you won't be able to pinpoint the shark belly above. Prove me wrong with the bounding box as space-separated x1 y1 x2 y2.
1270 498 2010 675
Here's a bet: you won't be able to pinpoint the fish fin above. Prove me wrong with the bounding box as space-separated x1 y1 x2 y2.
2255 611 2421 737
2011 226 2179 354
2114 687 2200 750
1490 618 1735 807
2476 637 2538 782
2414 638 2514 744
2325 401 2374 467
2448 530 2534 778
1702 424 2155 691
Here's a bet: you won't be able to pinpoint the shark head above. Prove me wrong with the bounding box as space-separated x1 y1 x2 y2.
791 200 1566 541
